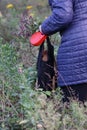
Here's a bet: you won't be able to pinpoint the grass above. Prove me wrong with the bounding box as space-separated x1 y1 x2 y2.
0 1 87 130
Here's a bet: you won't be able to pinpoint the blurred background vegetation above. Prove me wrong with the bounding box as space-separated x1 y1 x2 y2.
0 0 87 130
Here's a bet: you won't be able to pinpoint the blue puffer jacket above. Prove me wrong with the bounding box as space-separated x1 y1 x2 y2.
41 0 87 86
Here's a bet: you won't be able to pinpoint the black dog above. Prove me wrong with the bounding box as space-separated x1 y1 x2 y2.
36 37 57 91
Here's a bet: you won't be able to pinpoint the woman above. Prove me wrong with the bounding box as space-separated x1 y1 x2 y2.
39 0 87 102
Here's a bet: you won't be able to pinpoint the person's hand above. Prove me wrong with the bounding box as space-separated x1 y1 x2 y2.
39 25 43 34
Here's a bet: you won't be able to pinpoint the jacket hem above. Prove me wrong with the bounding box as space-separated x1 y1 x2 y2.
58 79 87 87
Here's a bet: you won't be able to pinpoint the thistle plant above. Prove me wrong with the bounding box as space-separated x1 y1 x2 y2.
16 10 41 39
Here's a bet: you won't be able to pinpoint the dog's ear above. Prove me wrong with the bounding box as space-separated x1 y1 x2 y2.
36 42 44 69
46 37 54 61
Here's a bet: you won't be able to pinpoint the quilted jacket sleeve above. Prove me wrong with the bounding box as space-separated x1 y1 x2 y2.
41 0 74 35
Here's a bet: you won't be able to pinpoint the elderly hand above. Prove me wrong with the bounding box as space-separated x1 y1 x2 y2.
39 25 43 34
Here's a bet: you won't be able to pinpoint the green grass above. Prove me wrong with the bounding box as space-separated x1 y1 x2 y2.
0 1 87 130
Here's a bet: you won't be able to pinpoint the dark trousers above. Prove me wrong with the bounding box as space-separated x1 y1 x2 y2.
61 83 87 102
